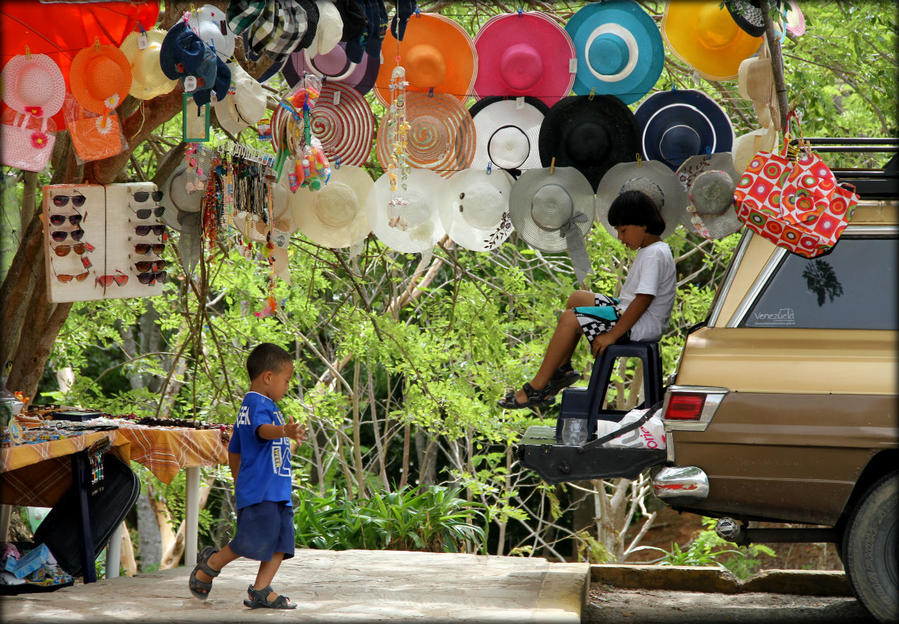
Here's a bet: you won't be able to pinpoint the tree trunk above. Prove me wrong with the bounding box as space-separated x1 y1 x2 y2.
119 522 138 577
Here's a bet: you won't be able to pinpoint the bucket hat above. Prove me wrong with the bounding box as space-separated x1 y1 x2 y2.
366 168 449 253
249 0 318 83
213 61 267 136
662 0 763 82
595 160 687 240
634 89 735 171
440 168 515 252
469 96 548 174
311 81 375 167
282 42 379 96
738 43 780 129
565 0 664 105
676 153 742 239
473 11 576 107
725 0 766 37
69 44 132 114
334 0 367 44
160 20 218 94
188 4 236 61
1 53 66 118
227 0 265 36
294 164 373 248
373 12 476 105
120 30 178 100
538 94 641 190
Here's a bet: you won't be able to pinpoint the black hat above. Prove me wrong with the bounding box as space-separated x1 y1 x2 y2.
335 0 367 43
725 0 766 37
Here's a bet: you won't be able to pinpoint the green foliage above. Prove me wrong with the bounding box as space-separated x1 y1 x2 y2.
659 517 776 579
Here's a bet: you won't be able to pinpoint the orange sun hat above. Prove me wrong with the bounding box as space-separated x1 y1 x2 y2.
662 0 763 82
69 43 132 114
373 12 476 106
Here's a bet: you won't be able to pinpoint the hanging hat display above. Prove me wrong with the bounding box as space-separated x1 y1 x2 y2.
214 61 267 136
538 94 641 190
120 30 178 101
725 0 766 37
282 42 379 96
159 20 219 99
440 168 514 252
473 11 576 107
1 53 66 118
293 164 373 248
564 0 664 105
373 12 477 105
366 168 450 254
310 81 375 167
376 92 476 179
783 1 806 37
69 44 132 115
188 4 236 60
468 96 548 174
738 43 780 130
251 0 318 83
662 0 763 82
308 0 344 57
634 89 735 171
334 0 368 44
676 152 743 239
595 160 687 240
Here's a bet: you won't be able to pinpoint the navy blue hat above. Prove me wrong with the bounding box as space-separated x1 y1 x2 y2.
390 0 417 41
193 55 231 106
160 21 215 84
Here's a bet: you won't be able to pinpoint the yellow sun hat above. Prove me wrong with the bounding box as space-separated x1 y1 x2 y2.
120 30 178 100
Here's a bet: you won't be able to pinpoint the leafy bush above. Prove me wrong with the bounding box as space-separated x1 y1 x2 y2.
659 517 775 579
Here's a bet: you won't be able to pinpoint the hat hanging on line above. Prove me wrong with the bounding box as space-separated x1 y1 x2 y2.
468 95 549 175
1 53 66 118
538 94 642 190
310 81 375 167
188 4 236 60
214 61 267 136
159 163 202 219
334 0 367 44
251 0 318 83
308 0 344 57
159 20 219 101
782 1 805 37
662 0 763 82
473 11 576 107
676 152 743 239
69 44 132 114
595 159 688 241
366 168 450 254
725 0 766 37
738 43 780 130
376 92 476 179
293 164 373 248
373 12 477 105
282 42 379 96
440 168 515 252
119 30 178 101
565 0 664 105
634 89 734 171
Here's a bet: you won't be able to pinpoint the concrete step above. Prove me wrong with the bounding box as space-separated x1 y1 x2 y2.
2 548 590 623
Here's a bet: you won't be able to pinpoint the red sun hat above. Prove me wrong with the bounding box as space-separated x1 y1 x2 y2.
473 11 576 108
69 44 133 114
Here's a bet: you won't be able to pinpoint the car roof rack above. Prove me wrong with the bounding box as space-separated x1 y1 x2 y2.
803 137 899 199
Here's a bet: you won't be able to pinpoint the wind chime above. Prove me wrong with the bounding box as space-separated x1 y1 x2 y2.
385 63 411 229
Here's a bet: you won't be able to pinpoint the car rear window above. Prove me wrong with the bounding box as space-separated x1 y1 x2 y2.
741 236 897 329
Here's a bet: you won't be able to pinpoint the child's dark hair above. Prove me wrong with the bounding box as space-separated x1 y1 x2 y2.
246 343 292 380
607 190 666 236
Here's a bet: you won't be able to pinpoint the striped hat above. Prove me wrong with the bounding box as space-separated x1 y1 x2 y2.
310 81 375 167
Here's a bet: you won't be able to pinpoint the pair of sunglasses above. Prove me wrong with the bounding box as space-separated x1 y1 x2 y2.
133 224 167 237
49 213 84 227
95 270 128 287
51 229 84 242
52 194 86 208
133 242 166 255
52 242 94 257
133 190 163 203
131 205 166 220
138 271 168 285
133 259 167 272
54 270 89 283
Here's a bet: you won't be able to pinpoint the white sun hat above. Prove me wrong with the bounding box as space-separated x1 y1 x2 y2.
188 4 236 61
367 168 450 253
293 164 373 248
213 61 267 136
440 168 514 252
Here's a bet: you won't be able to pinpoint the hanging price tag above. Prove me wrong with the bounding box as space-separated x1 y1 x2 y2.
183 75 197 92
138 32 149 50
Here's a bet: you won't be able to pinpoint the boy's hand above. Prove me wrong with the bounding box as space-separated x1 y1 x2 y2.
591 333 618 357
283 420 307 444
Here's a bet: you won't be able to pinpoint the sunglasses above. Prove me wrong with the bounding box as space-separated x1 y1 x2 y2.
54 270 89 283
52 242 94 256
132 190 163 203
51 229 85 242
133 243 166 255
133 259 167 272
137 271 168 285
95 270 128 287
49 213 84 227
133 224 167 237
52 194 87 208
131 205 166 220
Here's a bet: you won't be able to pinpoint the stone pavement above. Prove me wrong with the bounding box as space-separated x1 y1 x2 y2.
2 549 589 623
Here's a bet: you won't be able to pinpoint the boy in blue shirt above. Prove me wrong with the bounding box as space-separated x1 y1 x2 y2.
188 343 306 609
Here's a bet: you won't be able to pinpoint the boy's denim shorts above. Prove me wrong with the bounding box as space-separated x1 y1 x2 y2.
229 500 295 562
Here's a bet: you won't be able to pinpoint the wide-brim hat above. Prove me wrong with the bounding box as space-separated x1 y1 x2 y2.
189 4 236 60
469 96 548 174
69 44 132 114
676 152 742 238
538 94 641 190
662 1 763 82
282 42 379 96
509 166 594 253
732 124 778 174
376 92 476 179
783 1 806 37
373 12 477 105
473 11 576 107
294 164 373 248
725 0 766 37
440 168 514 252
309 0 344 57
565 0 664 105
595 160 687 240
159 164 203 218
634 89 735 171
214 61 266 136
120 31 177 101
366 168 450 254
1 53 66 118
309 81 375 167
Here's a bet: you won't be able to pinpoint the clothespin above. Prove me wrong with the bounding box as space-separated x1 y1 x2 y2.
635 152 642 165
94 37 101 49
414 6 421 16
427 87 434 98
334 156 341 170
588 88 595 101
549 156 556 175
517 6 523 15
704 145 712 155
24 45 30 57
486 161 492 175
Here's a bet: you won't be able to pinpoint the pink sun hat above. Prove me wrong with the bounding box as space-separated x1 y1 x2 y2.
1 53 66 118
473 11 576 108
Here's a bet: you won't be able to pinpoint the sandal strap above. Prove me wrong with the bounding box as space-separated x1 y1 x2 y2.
197 547 220 578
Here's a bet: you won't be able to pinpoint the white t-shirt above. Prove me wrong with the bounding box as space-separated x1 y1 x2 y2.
617 241 676 342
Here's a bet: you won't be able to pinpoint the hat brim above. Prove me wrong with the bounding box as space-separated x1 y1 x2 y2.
69 45 132 114
294 165 373 248
675 152 741 238
468 96 548 172
366 168 449 253
440 168 514 252
120 31 178 100
509 166 594 253
725 0 767 37
1 53 66 117
595 160 687 240
189 4 237 60
473 12 576 108
311 82 375 167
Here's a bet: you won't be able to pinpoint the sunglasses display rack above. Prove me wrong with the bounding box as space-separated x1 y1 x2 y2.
43 183 167 303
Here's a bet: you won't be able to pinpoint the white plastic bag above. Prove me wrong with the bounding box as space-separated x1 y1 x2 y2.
596 407 666 450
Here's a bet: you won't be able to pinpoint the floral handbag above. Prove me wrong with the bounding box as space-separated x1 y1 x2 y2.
1 113 56 172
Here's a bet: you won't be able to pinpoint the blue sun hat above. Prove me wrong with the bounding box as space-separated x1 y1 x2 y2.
565 0 664 105
634 89 734 171
160 20 219 101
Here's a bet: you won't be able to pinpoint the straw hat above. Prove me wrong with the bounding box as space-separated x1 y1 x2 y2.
282 42 379 95
676 153 742 239
159 164 203 219
725 0 766 37
738 43 780 129
473 11 576 107
310 81 375 167
308 0 344 57
188 4 236 60
469 96 548 173
634 89 735 171
509 166 594 253
565 0 664 105
69 44 132 114
373 13 477 105
1 53 66 118
366 168 450 253
538 94 641 190
213 61 266 136
293 164 373 248
440 168 514 252
119 31 178 101
595 160 687 240
662 0 763 82
732 124 778 174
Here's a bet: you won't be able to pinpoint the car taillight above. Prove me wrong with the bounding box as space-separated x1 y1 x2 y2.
665 393 706 420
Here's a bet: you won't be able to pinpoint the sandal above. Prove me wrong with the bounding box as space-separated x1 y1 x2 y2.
188 546 220 600
543 364 581 399
498 383 549 410
243 584 298 609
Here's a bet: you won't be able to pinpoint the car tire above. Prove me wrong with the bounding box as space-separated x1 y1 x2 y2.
842 471 898 623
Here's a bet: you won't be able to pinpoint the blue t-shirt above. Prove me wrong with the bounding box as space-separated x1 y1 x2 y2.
228 391 292 509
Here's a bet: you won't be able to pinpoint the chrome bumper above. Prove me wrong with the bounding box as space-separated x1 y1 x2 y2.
652 465 709 503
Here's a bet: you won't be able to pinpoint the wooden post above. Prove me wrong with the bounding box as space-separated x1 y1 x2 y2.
760 0 790 132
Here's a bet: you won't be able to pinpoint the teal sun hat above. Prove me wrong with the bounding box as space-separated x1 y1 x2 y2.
565 0 664 105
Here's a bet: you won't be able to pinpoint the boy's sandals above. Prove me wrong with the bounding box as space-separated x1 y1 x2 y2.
543 364 581 400
498 383 549 409
244 585 298 609
498 366 581 410
188 546 220 600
